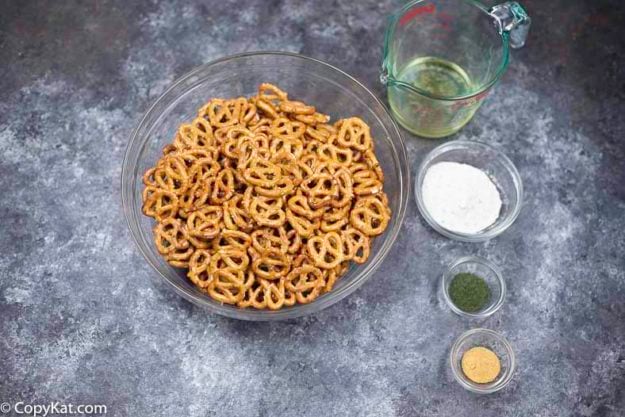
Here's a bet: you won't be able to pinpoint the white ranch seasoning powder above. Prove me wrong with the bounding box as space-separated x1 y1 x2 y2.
422 162 502 234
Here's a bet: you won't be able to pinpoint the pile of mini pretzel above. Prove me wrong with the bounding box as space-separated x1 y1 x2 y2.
142 83 391 310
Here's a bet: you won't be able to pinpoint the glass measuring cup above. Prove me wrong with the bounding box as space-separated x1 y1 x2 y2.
381 0 530 138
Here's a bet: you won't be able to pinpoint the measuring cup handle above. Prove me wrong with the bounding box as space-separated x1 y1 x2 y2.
489 2 531 49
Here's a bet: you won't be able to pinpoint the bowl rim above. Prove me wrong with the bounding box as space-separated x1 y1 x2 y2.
449 328 516 394
121 51 410 321
414 140 523 242
441 256 506 318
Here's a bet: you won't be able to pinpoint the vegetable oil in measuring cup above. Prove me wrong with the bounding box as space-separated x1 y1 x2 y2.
388 57 482 138
397 57 473 97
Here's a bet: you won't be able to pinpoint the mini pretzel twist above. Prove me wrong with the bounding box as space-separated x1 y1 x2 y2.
350 196 390 236
336 117 372 151
186 205 223 246
270 137 304 159
285 265 324 304
249 196 286 228
305 124 336 142
300 173 339 209
207 267 246 304
331 168 354 208
285 227 302 254
279 100 315 115
341 227 371 264
258 83 288 103
243 158 282 187
223 195 255 232
175 117 214 149
286 209 320 238
212 229 252 252
204 98 244 128
321 205 350 232
351 166 383 196
187 249 212 288
254 177 295 198
251 227 289 254
142 186 179 222
271 117 306 139
210 248 250 272
295 112 330 125
238 280 266 310
252 248 291 280
211 168 235 204
152 155 190 195
306 232 344 269
262 279 288 310
317 143 353 167
287 191 325 219
153 218 194 267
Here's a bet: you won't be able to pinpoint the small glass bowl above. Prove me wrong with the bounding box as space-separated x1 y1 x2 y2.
415 140 523 242
450 328 516 394
442 256 506 318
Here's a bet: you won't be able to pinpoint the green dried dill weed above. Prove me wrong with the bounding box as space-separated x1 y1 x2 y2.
448 272 491 312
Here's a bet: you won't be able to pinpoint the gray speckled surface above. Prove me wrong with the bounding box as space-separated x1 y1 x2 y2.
1 1 624 416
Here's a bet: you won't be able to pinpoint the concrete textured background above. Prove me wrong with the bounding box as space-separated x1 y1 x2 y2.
1 1 624 416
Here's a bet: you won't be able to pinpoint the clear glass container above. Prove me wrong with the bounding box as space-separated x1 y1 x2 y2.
381 0 531 138
415 140 523 242
442 256 506 318
121 52 410 321
450 328 516 393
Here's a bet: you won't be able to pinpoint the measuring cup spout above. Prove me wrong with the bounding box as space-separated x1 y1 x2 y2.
380 65 390 86
380 63 414 93
489 2 531 48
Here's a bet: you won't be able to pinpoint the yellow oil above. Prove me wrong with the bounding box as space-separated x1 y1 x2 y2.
388 57 482 138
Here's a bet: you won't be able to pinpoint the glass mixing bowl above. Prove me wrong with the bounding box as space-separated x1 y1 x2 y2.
121 52 409 321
